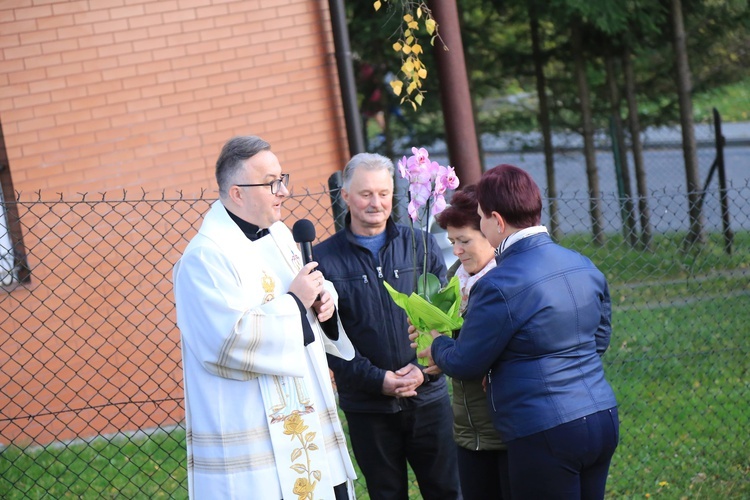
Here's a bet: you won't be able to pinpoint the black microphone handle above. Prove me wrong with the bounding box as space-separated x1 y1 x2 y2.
300 241 314 265
299 241 321 304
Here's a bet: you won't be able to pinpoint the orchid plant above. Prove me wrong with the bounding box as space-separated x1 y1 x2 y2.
398 147 459 300
384 147 463 365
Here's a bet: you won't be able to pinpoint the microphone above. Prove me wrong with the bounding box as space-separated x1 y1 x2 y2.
293 218 322 308
292 219 316 265
292 218 339 340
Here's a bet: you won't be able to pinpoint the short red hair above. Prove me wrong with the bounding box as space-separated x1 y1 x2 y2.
477 164 542 228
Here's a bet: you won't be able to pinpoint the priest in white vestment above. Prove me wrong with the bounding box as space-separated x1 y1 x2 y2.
173 136 357 499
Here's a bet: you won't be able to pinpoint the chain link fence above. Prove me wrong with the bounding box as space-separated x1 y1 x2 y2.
1 179 748 498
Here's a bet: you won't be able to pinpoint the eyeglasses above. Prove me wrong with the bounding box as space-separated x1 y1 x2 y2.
235 173 290 195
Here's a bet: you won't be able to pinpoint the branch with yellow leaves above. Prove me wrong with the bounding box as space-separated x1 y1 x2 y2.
373 1 445 110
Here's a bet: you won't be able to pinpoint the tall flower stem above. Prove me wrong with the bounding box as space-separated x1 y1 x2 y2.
422 198 430 298
396 146 459 300
408 191 418 292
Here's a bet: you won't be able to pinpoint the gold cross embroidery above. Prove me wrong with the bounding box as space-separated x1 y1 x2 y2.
261 271 275 304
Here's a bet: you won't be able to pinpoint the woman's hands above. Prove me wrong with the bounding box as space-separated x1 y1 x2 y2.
407 324 443 376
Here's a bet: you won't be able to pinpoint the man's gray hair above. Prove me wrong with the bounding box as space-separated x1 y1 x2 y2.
342 152 395 190
216 136 271 197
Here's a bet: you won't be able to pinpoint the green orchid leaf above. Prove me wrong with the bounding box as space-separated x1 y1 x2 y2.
430 276 461 313
383 276 464 366
417 272 442 300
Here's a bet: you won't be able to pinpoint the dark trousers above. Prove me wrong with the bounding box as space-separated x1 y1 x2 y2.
506 407 619 500
345 394 461 500
456 446 511 500
333 482 349 500
285 482 348 500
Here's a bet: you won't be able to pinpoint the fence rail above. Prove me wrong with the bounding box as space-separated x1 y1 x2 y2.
1 183 749 498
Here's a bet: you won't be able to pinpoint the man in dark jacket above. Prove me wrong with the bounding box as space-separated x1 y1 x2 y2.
314 153 461 500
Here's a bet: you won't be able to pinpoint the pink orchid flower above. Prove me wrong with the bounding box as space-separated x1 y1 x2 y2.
411 147 430 166
397 146 460 224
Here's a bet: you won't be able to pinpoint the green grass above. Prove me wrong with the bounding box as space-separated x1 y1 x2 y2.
604 295 750 498
1 231 748 498
562 230 750 286
0 431 187 499
694 77 750 123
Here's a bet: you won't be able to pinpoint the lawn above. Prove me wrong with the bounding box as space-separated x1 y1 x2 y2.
0 430 186 499
604 294 750 498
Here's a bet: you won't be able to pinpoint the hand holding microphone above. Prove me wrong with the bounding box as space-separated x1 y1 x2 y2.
289 220 324 309
292 219 339 332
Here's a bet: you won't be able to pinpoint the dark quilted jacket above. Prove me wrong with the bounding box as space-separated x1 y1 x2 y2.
314 215 448 413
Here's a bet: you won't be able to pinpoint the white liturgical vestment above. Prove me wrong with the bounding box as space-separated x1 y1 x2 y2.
173 200 356 499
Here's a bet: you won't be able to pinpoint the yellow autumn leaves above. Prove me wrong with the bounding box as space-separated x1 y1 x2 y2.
373 1 440 109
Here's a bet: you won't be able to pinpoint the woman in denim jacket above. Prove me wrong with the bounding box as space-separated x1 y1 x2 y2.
420 165 619 499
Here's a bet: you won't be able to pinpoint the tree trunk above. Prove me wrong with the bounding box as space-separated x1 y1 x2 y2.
529 0 560 241
670 0 705 246
430 0 483 186
622 48 653 250
604 53 638 247
571 21 605 245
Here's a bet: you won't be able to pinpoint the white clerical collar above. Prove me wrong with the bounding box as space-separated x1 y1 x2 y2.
498 225 549 254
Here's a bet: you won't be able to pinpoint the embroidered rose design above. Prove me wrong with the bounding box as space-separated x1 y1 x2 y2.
283 412 309 437
293 477 316 499
284 411 321 499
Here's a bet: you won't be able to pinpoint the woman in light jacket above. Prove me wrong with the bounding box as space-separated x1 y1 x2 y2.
422 165 619 499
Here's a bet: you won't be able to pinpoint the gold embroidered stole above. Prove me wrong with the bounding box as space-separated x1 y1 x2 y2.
254 233 335 499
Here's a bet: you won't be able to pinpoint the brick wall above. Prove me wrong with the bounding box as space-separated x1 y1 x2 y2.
0 0 349 198
0 199 199 446
0 0 350 446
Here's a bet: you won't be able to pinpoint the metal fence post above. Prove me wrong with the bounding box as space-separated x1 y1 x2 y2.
327 171 347 233
713 108 734 255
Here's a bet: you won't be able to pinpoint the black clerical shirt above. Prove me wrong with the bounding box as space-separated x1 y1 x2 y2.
225 208 270 241
224 207 315 346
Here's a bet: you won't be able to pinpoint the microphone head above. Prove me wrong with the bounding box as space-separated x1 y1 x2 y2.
292 219 316 243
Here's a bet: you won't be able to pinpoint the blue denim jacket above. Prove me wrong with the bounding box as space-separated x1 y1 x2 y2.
431 232 617 441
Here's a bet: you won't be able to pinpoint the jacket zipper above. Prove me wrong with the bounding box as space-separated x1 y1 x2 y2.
460 379 481 451
488 369 497 412
375 247 402 411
